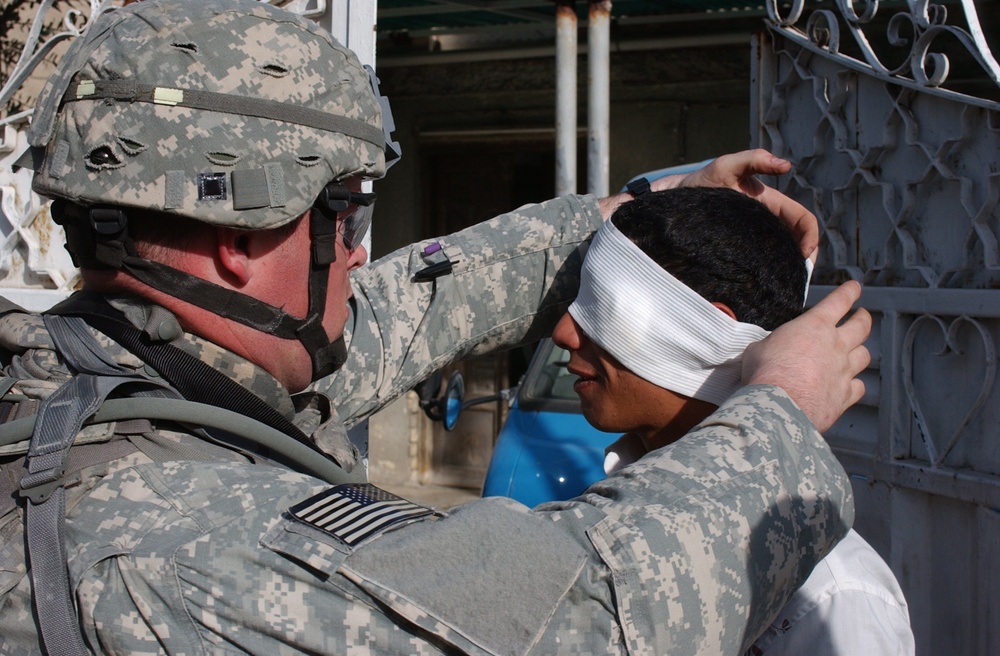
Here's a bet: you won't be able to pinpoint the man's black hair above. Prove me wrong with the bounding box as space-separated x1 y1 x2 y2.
611 187 805 331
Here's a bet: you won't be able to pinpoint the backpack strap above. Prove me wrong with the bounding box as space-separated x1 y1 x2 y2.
23 374 165 656
1 396 361 486
21 314 176 656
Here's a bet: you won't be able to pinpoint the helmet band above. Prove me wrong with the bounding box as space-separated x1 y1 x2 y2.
66 77 386 150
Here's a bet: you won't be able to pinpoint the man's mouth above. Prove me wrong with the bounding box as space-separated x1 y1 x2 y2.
566 359 594 380
567 363 599 389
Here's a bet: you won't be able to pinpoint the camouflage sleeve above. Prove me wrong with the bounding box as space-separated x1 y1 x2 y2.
40 386 850 655
333 385 854 655
320 193 603 424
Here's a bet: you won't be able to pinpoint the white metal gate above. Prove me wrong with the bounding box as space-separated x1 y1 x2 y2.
753 2 1000 653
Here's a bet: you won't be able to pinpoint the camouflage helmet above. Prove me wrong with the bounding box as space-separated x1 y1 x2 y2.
26 0 394 229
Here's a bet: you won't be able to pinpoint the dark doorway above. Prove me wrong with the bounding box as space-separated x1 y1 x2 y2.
416 130 583 489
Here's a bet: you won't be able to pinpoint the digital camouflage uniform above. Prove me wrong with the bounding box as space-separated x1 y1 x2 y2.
0 194 854 655
0 0 853 653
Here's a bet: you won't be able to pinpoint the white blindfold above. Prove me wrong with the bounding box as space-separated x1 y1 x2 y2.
568 220 771 406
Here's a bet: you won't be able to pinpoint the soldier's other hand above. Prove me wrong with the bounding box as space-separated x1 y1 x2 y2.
651 149 819 261
742 281 871 432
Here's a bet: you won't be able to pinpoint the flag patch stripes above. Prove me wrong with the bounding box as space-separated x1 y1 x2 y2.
288 483 435 547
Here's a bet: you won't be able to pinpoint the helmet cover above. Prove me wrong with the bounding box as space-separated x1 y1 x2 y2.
28 0 386 230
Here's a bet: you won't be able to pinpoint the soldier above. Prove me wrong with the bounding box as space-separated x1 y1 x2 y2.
0 0 870 654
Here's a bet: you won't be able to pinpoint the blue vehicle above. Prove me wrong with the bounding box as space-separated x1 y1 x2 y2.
416 336 614 506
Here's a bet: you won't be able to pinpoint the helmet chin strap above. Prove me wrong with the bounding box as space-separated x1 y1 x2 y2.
53 201 348 382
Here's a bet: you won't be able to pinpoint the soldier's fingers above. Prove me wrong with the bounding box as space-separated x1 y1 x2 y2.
664 149 790 192
705 149 792 182
753 186 818 257
848 344 872 377
837 306 872 350
671 150 818 257
848 378 867 407
807 281 863 326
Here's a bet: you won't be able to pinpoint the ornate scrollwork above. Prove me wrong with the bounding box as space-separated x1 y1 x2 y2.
0 0 113 127
0 0 114 292
765 0 1000 106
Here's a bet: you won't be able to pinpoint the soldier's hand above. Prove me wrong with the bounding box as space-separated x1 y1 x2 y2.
742 281 871 432
652 149 819 260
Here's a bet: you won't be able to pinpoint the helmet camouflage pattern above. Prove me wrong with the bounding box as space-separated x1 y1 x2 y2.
27 0 388 230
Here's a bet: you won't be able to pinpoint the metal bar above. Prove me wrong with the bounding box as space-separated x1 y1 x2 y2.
378 0 551 19
316 0 377 262
555 0 577 197
419 127 583 139
958 0 1000 86
429 0 550 23
809 285 1000 318
764 19 1000 113
587 0 610 196
834 449 1000 509
316 0 376 66
393 13 764 40
376 31 749 66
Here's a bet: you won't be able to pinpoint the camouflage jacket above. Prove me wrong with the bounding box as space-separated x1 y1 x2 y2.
0 195 853 655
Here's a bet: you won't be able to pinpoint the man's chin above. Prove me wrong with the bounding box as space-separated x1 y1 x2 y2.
581 407 615 434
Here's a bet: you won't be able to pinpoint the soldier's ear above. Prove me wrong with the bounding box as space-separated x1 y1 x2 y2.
215 227 252 287
711 302 737 321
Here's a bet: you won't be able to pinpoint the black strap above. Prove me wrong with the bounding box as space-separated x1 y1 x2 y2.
47 292 319 455
625 176 652 197
52 202 345 382
23 370 159 656
12 300 341 655
0 297 28 319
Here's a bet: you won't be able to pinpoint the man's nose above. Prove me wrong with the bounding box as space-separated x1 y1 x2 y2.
349 243 368 268
552 312 583 350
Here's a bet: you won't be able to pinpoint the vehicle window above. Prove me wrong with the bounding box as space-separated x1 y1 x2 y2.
519 339 582 410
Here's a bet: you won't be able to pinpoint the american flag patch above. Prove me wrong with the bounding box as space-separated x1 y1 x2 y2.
288 484 436 547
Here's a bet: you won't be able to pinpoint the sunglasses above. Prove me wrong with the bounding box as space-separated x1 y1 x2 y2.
313 182 376 251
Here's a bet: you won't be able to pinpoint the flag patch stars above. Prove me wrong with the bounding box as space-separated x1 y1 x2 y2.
288 484 437 547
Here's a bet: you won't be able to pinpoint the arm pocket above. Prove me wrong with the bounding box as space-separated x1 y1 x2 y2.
259 513 354 577
339 497 587 656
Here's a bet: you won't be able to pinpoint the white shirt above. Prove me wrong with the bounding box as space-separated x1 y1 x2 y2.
746 528 914 656
605 436 915 656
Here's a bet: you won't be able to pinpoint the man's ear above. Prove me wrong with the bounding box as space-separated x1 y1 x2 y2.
711 301 738 321
215 226 252 286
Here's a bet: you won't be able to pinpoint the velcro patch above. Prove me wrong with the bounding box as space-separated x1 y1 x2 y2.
288 484 435 547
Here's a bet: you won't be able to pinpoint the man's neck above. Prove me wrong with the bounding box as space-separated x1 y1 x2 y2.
638 396 719 453
82 271 313 393
99 292 298 418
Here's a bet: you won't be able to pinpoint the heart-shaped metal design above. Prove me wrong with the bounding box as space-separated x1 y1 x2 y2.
902 315 996 466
